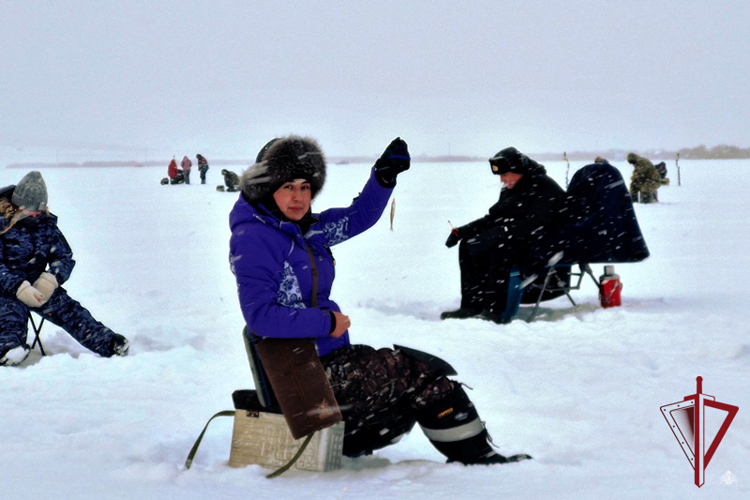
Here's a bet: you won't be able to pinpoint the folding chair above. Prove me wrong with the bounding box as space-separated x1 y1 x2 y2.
28 313 46 356
524 255 600 323
495 266 575 324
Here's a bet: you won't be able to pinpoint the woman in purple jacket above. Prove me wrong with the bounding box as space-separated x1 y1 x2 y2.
229 136 529 465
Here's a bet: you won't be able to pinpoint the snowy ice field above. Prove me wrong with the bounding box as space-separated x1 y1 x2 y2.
1 157 749 499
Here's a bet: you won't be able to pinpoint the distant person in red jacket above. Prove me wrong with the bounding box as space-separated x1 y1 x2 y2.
167 157 184 185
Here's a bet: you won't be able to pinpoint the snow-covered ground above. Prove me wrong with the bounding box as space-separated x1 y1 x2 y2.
2 157 748 499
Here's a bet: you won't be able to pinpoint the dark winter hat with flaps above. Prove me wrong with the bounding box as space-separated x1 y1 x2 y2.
240 135 327 202
489 147 535 175
11 171 48 211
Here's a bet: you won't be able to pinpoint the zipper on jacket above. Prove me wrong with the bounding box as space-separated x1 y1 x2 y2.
304 243 319 308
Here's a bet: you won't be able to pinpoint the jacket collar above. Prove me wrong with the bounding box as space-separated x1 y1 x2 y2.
236 193 318 240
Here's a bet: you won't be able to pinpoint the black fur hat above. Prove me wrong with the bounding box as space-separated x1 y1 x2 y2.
489 147 532 175
241 135 326 201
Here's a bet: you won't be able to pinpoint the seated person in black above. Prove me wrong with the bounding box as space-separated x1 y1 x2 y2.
442 147 565 323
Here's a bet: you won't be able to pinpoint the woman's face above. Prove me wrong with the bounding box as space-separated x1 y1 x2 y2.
273 179 312 221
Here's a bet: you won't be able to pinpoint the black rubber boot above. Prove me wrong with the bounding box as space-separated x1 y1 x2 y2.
478 309 512 324
417 383 530 465
440 308 481 320
108 334 129 357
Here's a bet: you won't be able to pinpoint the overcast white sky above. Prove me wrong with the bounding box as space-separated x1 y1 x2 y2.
1 0 748 158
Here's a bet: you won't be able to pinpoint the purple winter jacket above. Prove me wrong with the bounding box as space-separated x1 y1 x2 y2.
229 168 393 356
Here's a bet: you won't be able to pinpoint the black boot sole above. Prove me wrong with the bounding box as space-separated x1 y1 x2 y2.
439 309 482 320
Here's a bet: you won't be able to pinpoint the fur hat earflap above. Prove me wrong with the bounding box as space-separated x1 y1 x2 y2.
241 135 327 202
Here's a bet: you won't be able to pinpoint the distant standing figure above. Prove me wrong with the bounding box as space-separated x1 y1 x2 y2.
0 172 129 366
197 154 209 184
181 156 192 184
627 152 661 204
168 157 184 184
221 169 240 192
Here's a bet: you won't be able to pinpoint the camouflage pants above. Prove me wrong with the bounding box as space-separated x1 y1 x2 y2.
630 183 658 203
321 344 455 457
0 287 118 357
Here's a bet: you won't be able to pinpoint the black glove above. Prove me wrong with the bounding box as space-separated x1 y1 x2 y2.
374 137 410 187
445 228 461 248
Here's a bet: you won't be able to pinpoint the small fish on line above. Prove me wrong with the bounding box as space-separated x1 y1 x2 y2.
390 198 396 231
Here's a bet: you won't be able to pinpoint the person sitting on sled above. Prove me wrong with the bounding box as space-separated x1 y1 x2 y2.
229 135 530 464
0 171 129 366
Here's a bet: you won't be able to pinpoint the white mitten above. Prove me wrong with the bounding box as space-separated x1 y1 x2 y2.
16 280 43 308
33 272 59 305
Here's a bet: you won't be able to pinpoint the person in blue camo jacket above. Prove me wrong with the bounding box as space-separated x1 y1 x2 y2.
0 171 129 366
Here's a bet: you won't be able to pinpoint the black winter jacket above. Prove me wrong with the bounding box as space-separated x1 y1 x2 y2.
458 163 566 255
533 162 650 265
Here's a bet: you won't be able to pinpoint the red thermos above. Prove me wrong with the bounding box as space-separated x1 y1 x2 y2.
599 265 622 308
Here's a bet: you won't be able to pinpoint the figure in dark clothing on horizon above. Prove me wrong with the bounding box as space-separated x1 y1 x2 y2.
221 169 240 192
627 152 661 203
197 154 209 184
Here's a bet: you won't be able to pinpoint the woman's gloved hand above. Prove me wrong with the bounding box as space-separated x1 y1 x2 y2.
16 280 43 308
33 272 58 305
374 137 410 187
